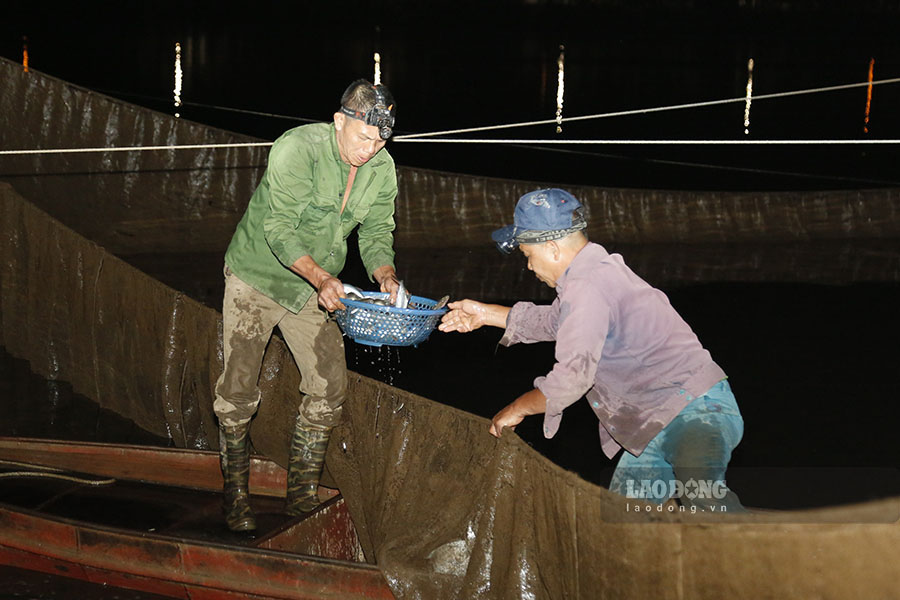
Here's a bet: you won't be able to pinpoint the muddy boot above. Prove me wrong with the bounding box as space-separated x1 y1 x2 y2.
285 419 331 516
219 423 257 532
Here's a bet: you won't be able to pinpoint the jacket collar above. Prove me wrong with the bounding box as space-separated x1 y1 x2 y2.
328 123 389 171
556 242 609 292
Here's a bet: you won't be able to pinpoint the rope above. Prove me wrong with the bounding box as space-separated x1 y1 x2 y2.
0 459 60 471
0 142 272 156
94 87 321 123
1 77 898 156
1 138 896 158
391 138 900 145
0 460 115 486
0 471 116 485
393 77 900 140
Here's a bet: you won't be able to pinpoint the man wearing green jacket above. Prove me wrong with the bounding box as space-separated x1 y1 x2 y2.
214 80 402 531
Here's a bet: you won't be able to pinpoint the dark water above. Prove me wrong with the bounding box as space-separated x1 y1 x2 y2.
117 246 900 479
352 281 900 484
0 348 171 448
4 278 898 493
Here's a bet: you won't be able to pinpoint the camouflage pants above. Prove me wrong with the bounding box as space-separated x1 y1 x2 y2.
214 266 347 429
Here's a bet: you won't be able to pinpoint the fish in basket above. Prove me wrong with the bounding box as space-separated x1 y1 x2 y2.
334 284 447 346
335 288 448 347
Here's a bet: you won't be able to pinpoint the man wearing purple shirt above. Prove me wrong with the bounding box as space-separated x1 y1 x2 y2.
439 188 744 511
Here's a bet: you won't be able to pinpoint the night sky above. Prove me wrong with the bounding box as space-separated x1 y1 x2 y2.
3 0 900 190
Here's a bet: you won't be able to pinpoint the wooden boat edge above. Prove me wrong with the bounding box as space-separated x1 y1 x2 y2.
0 436 394 599
0 436 286 497
0 502 393 599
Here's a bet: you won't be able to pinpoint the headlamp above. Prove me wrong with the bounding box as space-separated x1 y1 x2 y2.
495 236 520 255
340 84 396 140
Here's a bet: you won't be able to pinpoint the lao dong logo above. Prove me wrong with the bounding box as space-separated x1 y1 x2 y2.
624 478 728 501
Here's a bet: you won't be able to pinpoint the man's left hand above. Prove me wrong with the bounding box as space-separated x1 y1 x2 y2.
489 403 526 438
489 388 548 438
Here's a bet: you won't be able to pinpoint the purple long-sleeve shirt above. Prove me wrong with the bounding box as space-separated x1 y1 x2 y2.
500 243 726 459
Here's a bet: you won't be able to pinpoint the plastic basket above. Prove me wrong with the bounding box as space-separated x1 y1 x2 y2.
334 292 448 347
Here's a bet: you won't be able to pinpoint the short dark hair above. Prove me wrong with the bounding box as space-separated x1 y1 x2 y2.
340 79 394 113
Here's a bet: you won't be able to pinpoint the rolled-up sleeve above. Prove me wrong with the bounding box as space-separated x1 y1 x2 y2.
262 139 316 267
536 277 610 438
500 301 560 346
358 167 397 278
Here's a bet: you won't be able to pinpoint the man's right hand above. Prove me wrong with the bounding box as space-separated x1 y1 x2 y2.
289 255 346 312
316 276 346 312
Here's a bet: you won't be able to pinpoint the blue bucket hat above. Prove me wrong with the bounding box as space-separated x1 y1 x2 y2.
491 188 587 254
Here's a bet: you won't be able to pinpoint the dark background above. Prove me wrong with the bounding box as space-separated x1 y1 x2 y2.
2 6 900 596
3 7 900 600
2 0 899 491
1 0 899 531
3 0 900 190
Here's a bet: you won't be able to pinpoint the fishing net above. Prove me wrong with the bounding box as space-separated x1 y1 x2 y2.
3 57 900 599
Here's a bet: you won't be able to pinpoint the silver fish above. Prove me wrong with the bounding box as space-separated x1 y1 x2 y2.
350 296 391 307
342 283 365 299
394 280 410 309
433 295 450 310
343 283 394 306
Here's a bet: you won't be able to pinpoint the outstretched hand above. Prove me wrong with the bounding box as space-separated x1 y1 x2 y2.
438 300 491 333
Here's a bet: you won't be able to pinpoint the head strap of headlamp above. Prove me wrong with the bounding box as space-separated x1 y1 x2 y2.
516 208 587 244
340 84 395 140
494 209 587 255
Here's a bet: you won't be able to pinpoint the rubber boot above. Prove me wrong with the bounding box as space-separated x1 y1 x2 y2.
219 423 257 532
285 419 331 516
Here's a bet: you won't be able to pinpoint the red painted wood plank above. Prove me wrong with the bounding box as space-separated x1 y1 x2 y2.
77 527 185 575
0 545 190 599
1 513 393 599
81 563 191 599
181 544 393 599
0 506 78 553
259 499 365 562
0 544 90 580
0 437 286 497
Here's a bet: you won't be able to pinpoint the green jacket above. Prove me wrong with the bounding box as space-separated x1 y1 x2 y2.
225 122 397 312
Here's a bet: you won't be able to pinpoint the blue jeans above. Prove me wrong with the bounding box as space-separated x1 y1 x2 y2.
609 380 745 511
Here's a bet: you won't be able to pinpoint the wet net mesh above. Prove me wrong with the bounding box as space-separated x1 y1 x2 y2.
2 57 900 599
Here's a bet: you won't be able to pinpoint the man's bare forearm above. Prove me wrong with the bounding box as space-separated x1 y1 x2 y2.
290 255 332 288
489 388 547 438
480 303 511 329
291 255 345 311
